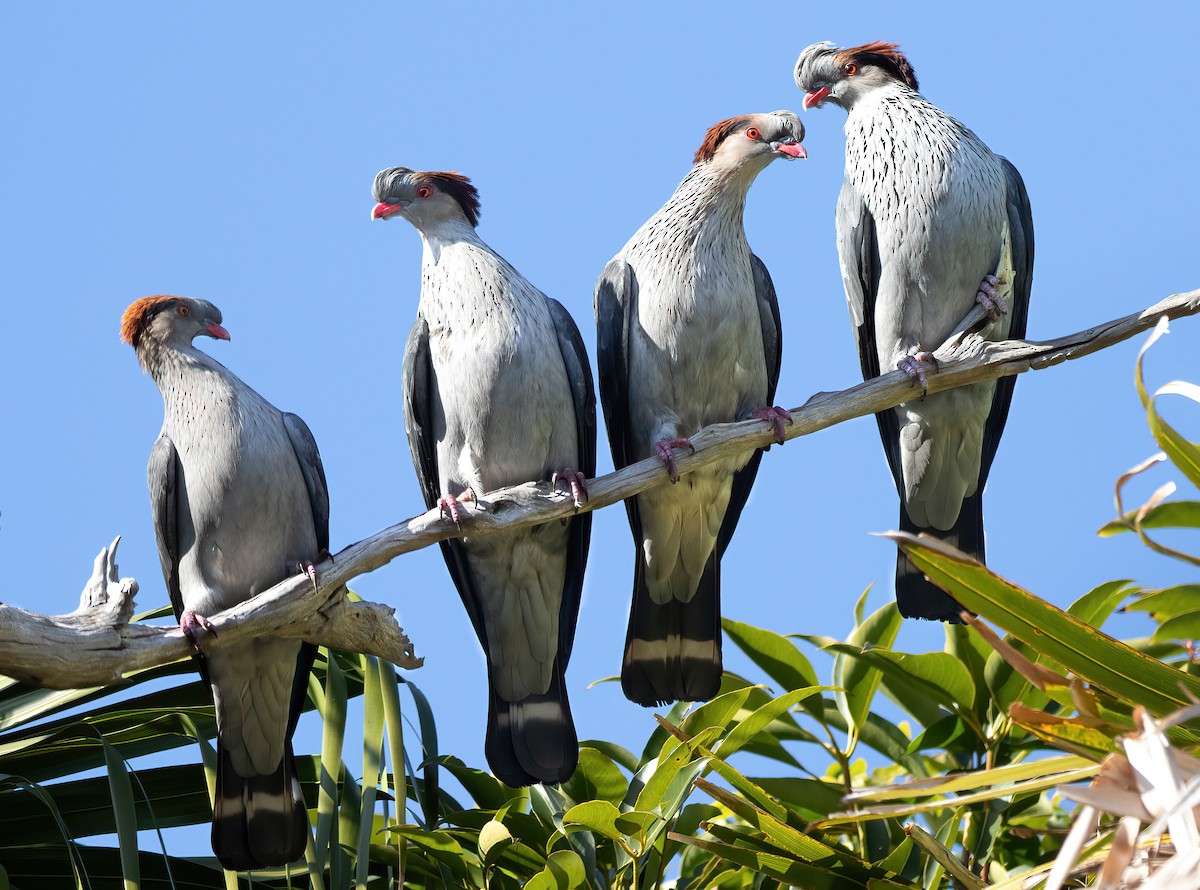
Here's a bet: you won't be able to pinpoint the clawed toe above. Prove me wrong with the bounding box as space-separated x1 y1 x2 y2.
551 467 589 508
298 561 319 593
976 273 1007 320
751 405 793 444
180 609 216 651
438 488 477 526
654 438 694 484
897 352 939 390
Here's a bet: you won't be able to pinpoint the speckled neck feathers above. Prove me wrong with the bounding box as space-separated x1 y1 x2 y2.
845 81 995 216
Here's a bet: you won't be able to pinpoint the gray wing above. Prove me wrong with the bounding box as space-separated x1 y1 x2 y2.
837 183 903 492
401 315 441 513
594 258 642 540
978 157 1034 485
147 436 184 620
282 413 330 554
545 297 597 664
401 314 484 639
717 253 782 556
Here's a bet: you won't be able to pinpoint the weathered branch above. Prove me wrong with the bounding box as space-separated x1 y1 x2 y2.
0 537 421 688
1 289 1196 690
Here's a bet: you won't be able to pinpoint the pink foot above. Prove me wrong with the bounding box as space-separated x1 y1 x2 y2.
298 561 318 592
180 609 216 651
897 352 939 390
439 488 477 525
551 467 589 508
654 437 694 484
751 405 793 444
975 273 1007 320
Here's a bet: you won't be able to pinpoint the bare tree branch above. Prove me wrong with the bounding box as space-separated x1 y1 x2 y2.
1 289 1196 690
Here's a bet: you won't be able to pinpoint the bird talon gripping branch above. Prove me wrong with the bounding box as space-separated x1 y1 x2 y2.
976 273 1008 320
179 609 216 650
751 405 793 444
298 561 319 593
552 467 589 508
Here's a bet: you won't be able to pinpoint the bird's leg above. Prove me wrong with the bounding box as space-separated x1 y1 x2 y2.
896 352 940 391
654 438 695 484
179 609 216 651
551 467 589 509
297 561 319 594
975 273 1007 321
439 488 477 526
750 406 793 445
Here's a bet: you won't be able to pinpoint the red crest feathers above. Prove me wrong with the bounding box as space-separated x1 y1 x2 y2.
837 41 919 91
120 295 180 346
417 171 481 228
694 115 755 165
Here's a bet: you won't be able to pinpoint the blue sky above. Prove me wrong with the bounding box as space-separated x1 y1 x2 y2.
3 0 1199 859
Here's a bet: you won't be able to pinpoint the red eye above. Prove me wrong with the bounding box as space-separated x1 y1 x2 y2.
745 127 761 140
177 305 190 317
416 186 432 199
843 62 858 76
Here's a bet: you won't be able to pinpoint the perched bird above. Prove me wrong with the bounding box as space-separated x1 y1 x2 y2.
595 111 805 707
123 296 325 870
794 41 1033 622
372 168 595 787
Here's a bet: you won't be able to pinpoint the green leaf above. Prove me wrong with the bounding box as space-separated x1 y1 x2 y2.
399 677 441 827
561 747 628 807
669 833 868 890
874 651 975 710
1067 580 1139 627
578 739 638 773
749 777 845 823
1154 611 1200 642
887 533 1200 716
832 603 902 756
614 810 660 847
478 818 513 861
526 849 586 889
906 715 972 754
315 649 348 872
713 687 822 762
356 656 386 890
723 619 823 718
562 800 623 843
1099 501 1200 535
1125 585 1200 621
100 737 140 890
1136 321 1200 490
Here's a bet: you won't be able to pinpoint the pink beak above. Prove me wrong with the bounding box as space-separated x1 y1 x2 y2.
372 201 403 220
775 143 807 159
803 86 831 110
206 322 231 341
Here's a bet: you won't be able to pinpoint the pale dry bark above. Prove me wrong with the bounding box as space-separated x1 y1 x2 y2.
1 289 1197 689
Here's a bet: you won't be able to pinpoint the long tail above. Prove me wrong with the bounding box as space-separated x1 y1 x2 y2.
485 663 578 787
621 550 722 707
211 741 308 871
895 493 984 624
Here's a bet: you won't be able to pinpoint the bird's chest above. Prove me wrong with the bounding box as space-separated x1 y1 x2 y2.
164 386 312 601
420 276 569 489
627 229 766 432
847 106 1006 342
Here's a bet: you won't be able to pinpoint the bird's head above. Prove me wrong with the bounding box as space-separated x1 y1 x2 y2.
120 295 229 352
693 111 806 171
371 167 481 230
794 41 918 112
